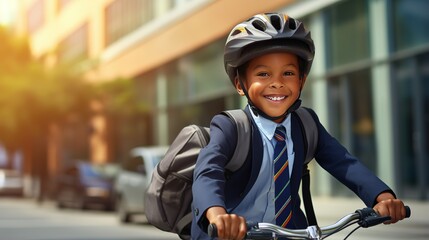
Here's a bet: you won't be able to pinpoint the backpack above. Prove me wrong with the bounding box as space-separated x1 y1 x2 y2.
144 107 318 239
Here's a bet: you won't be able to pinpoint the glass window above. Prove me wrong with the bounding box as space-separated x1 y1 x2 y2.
394 59 416 186
328 69 376 196
58 23 88 63
393 52 429 194
188 41 231 101
326 0 370 68
165 61 187 105
329 70 376 169
392 0 429 51
105 0 155 46
418 53 429 155
420 53 429 188
167 98 226 142
166 40 231 106
135 71 157 111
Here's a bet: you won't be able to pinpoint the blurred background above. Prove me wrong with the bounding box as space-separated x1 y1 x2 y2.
0 0 427 205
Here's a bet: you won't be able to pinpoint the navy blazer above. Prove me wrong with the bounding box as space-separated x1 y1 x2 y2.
191 107 392 239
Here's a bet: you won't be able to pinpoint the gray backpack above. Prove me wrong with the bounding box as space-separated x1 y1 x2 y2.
144 108 318 239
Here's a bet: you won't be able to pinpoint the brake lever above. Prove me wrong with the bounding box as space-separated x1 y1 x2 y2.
356 208 391 228
359 215 391 228
243 222 277 240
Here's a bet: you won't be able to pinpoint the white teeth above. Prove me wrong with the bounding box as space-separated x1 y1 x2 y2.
267 96 285 101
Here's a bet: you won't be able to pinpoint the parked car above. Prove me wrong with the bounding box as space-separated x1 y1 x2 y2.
114 146 168 223
0 168 23 196
55 161 118 211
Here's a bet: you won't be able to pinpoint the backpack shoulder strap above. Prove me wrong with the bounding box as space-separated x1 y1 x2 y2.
295 107 319 226
222 109 251 172
295 107 318 165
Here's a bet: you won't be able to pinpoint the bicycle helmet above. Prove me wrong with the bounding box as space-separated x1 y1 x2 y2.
224 13 315 83
223 13 315 120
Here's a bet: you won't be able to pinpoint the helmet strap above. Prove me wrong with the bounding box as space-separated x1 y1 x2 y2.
236 70 301 121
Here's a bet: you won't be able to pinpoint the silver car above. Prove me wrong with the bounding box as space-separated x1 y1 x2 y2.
114 146 168 223
0 168 23 196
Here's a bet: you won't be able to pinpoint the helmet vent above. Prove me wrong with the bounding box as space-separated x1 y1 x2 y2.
231 29 242 36
270 15 282 31
252 19 266 32
288 17 297 30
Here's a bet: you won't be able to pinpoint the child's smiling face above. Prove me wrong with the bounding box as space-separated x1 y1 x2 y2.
236 52 305 123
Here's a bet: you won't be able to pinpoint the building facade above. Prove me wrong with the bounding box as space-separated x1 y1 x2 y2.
16 0 428 200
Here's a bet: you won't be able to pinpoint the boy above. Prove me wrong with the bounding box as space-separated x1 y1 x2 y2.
192 13 406 239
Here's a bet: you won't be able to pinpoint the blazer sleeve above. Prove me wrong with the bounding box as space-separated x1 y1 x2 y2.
308 109 395 207
192 113 238 230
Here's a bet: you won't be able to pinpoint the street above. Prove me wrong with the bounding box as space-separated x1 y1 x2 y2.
0 197 178 240
0 196 427 240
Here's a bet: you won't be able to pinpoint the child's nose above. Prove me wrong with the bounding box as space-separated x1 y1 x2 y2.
270 76 284 88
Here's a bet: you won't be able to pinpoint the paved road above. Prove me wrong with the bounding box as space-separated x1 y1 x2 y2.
0 196 427 240
0 197 178 240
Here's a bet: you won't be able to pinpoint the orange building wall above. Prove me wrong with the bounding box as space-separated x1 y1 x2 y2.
91 0 294 80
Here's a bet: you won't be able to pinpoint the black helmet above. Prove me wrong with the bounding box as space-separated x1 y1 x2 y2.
224 13 315 83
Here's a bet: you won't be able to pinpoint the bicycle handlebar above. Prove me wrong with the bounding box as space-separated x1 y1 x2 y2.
208 206 411 239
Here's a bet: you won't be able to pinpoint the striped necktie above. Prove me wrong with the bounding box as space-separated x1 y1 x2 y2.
274 126 292 228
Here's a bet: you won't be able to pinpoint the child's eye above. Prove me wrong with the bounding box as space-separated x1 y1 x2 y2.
284 71 295 76
257 72 269 77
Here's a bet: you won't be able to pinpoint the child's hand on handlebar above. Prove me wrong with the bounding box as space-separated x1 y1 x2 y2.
373 192 407 224
206 206 247 240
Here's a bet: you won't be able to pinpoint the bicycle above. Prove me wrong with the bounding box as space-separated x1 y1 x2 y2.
207 206 411 239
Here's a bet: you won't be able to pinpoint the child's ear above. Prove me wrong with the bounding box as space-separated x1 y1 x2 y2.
234 77 245 96
300 75 308 91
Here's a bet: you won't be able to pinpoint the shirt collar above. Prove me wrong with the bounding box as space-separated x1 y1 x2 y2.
249 107 291 141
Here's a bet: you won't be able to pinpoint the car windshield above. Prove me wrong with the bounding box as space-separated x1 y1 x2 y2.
79 163 99 178
80 162 119 179
151 154 163 167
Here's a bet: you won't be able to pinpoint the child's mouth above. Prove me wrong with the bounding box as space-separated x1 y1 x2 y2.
265 95 285 101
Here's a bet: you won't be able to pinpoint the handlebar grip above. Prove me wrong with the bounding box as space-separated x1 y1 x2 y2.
358 205 411 228
405 206 411 218
208 223 218 238
208 222 258 238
